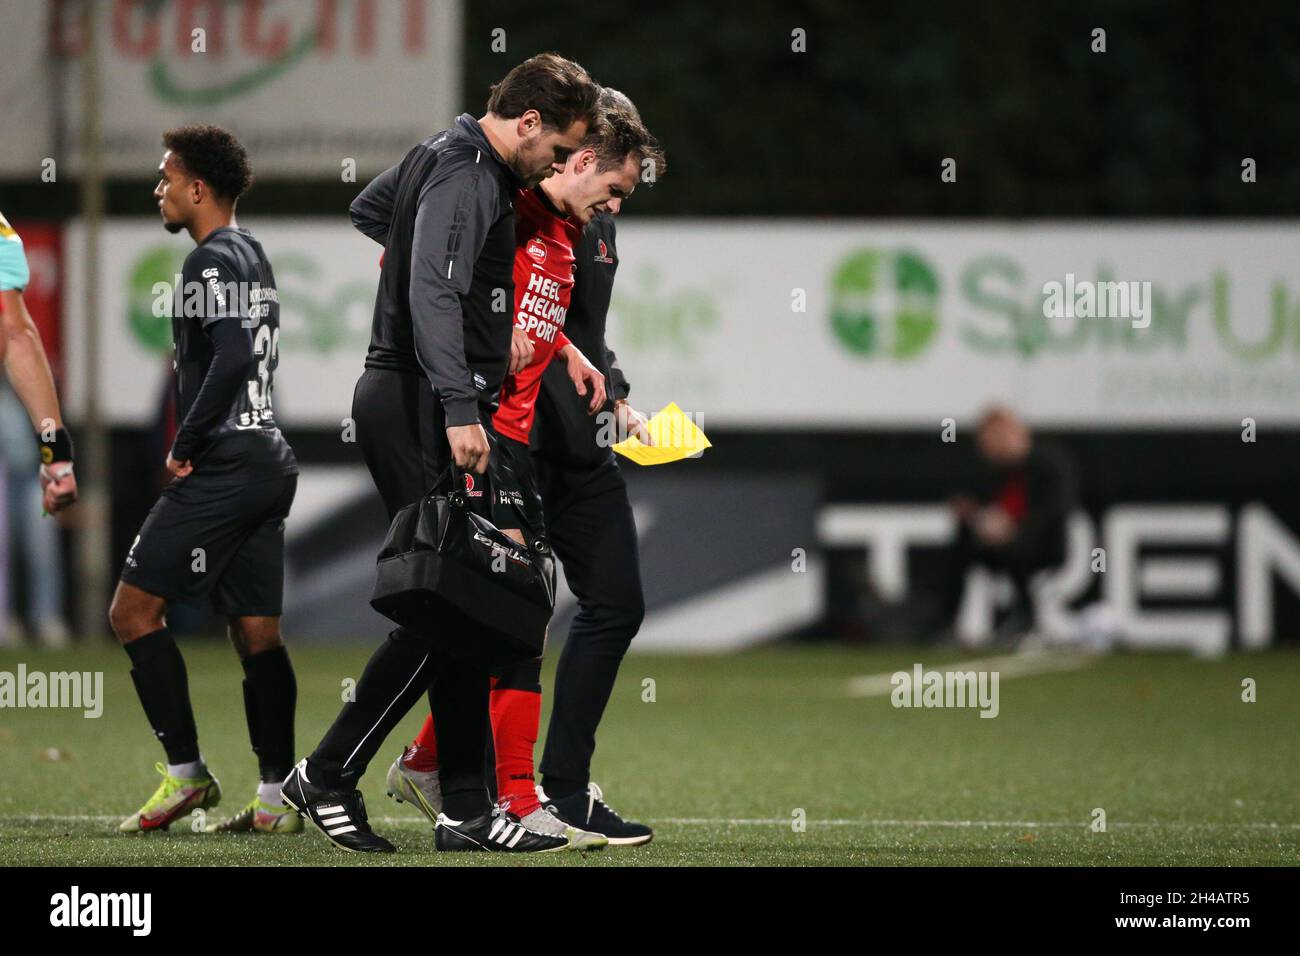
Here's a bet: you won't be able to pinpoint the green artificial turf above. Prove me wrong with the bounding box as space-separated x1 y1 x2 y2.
1 641 1296 866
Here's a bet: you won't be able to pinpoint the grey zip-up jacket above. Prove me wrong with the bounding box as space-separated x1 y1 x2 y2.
352 114 520 426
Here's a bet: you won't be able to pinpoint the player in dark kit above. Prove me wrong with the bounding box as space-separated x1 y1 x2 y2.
112 126 300 835
282 53 601 853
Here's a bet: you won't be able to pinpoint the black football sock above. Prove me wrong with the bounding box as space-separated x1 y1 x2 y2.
124 628 200 766
240 645 297 784
423 684 501 808
429 652 493 821
308 627 436 789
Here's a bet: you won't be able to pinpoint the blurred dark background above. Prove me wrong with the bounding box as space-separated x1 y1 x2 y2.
6 0 1300 219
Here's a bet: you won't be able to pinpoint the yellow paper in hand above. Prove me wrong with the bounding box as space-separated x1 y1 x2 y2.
612 402 712 466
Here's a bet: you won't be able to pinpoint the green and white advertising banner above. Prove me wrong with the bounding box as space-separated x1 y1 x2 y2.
609 221 1300 428
0 0 461 176
64 219 1300 428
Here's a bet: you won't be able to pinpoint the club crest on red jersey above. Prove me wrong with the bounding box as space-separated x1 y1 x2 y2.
526 237 547 263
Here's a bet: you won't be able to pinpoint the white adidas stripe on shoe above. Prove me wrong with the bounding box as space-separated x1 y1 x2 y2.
280 759 395 853
435 811 568 853
489 817 528 848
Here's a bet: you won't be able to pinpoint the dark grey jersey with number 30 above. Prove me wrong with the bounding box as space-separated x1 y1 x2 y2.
170 225 297 484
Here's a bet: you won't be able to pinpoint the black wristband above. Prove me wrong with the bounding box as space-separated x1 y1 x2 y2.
38 427 74 465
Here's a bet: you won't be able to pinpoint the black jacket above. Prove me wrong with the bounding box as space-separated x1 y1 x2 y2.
352 114 520 426
979 442 1077 566
531 212 631 468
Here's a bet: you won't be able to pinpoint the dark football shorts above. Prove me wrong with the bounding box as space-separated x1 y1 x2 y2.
473 427 546 546
120 472 297 616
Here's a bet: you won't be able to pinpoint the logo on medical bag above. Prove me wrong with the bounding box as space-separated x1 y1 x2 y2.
463 474 483 497
526 238 547 264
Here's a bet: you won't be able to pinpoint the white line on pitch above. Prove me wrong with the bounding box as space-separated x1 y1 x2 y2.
3 815 1297 830
847 648 1095 697
651 819 1300 830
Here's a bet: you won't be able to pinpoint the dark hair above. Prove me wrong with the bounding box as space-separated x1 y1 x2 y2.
583 88 666 180
486 52 600 132
162 124 253 202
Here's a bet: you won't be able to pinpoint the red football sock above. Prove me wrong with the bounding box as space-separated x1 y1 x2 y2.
402 713 439 772
490 684 541 818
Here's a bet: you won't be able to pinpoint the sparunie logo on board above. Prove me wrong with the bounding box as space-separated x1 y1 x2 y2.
830 245 1300 365
829 248 941 361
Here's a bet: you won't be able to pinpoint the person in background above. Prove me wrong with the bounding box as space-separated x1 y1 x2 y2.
0 211 76 649
0 380 68 647
0 212 78 518
942 405 1076 642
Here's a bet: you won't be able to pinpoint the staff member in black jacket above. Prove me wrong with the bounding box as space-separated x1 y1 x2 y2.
943 405 1077 641
283 54 601 854
531 90 664 844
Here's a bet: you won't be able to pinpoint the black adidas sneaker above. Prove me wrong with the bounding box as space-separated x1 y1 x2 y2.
281 759 395 853
538 782 654 846
434 810 568 852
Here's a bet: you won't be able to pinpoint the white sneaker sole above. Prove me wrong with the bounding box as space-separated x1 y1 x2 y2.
605 832 654 847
